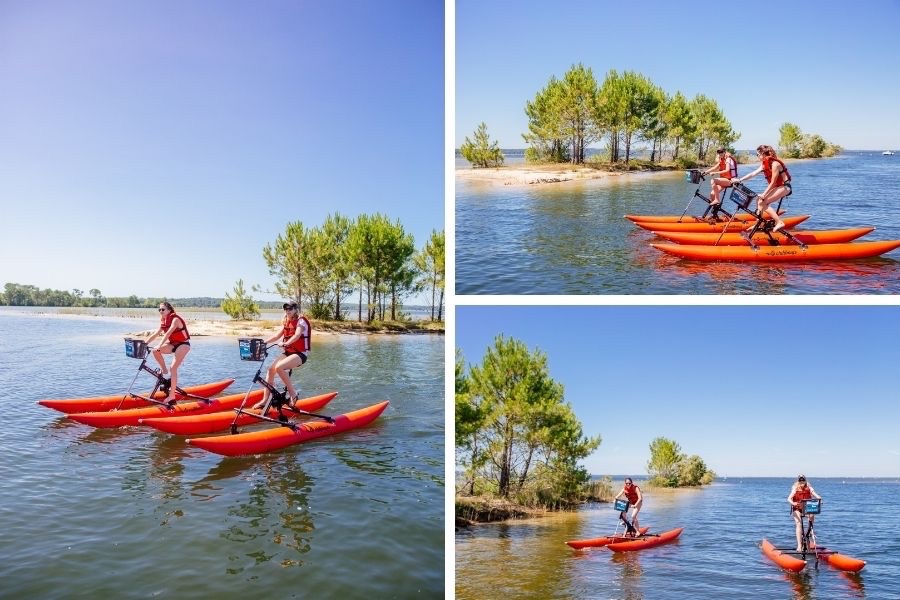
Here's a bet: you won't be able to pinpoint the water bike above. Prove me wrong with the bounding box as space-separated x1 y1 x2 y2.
185 338 388 456
566 498 683 552
761 498 866 573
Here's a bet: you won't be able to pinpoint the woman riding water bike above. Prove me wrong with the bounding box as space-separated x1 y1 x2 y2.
788 475 822 551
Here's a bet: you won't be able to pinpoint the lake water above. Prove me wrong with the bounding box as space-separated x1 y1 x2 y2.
0 311 444 598
456 478 900 599
456 152 900 294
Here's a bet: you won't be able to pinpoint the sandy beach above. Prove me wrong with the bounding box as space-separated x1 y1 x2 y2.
456 164 613 186
455 163 677 187
127 319 328 339
0 308 443 337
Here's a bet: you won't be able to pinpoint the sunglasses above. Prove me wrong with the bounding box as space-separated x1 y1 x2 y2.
284 306 295 311
158 308 167 312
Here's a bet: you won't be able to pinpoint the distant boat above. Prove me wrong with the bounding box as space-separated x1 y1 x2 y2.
883 150 895 156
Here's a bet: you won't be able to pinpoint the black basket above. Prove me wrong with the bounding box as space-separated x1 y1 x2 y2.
614 498 630 512
729 182 757 210
124 337 148 359
239 338 266 361
802 498 821 515
685 169 704 184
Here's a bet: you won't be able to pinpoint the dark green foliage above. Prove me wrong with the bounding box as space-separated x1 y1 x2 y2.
460 122 504 168
524 66 738 165
646 436 716 487
220 279 260 320
456 336 602 507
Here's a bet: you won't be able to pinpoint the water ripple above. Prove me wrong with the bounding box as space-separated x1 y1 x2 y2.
457 154 900 294
0 313 444 598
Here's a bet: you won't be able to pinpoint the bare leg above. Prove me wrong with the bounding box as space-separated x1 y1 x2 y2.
275 355 304 403
151 347 169 376
166 345 190 401
710 178 731 206
760 188 790 231
793 510 803 551
631 503 641 534
253 363 280 409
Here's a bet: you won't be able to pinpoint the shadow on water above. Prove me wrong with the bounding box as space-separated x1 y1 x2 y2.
457 154 900 294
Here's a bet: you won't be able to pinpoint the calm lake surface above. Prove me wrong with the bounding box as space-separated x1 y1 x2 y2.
0 311 444 598
456 152 900 294
456 478 900 599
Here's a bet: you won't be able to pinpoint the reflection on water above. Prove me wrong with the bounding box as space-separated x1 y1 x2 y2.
457 154 900 294
1 314 443 598
458 479 899 599
217 461 315 569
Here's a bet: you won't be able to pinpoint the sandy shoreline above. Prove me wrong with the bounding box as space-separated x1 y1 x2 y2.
128 319 338 339
455 164 675 187
1 308 442 337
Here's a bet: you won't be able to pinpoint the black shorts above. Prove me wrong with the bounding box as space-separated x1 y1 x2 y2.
285 351 308 364
783 182 792 197
171 341 190 352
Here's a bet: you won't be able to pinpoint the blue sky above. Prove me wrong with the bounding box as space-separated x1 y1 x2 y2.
1 0 443 299
456 0 900 150
456 305 900 477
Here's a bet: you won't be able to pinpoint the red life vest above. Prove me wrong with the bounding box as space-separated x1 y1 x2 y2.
283 314 311 353
160 312 190 344
718 155 738 179
623 484 640 504
792 486 812 503
762 156 791 186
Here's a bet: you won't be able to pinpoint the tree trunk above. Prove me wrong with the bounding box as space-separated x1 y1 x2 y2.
430 278 436 321
517 446 535 492
390 284 397 321
499 436 511 498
